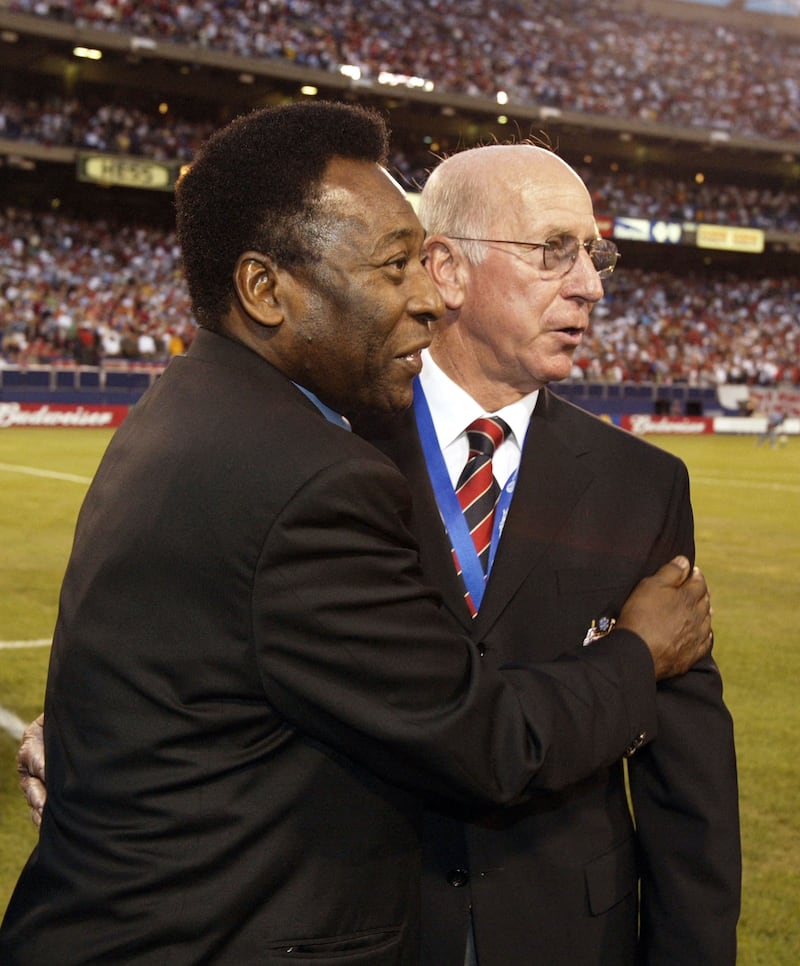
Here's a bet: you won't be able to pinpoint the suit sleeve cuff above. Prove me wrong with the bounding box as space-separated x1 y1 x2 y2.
591 628 658 757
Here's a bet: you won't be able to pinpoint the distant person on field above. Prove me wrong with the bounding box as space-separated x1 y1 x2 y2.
757 409 786 447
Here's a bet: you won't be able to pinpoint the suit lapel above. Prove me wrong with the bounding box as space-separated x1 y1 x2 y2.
363 409 476 632
474 391 595 635
363 392 598 635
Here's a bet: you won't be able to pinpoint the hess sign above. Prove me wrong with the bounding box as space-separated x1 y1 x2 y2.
78 154 178 192
696 224 765 253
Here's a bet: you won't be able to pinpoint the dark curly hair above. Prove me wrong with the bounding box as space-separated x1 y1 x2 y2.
175 101 389 330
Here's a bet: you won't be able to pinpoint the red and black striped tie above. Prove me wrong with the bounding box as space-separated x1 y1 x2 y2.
454 416 511 575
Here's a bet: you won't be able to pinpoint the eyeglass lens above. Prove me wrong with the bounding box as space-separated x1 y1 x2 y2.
543 235 618 277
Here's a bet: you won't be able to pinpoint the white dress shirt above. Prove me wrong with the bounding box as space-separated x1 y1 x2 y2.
418 349 538 488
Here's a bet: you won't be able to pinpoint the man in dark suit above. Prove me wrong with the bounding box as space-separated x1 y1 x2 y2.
366 144 741 965
1 105 713 965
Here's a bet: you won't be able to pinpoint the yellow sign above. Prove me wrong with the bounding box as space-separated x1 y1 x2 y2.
696 224 765 253
78 154 177 192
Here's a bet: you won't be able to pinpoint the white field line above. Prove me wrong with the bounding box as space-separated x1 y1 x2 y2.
0 464 794 736
0 462 92 484
0 459 70 739
4 461 795 494
0 639 52 650
692 475 800 494
0 641 50 740
0 706 27 741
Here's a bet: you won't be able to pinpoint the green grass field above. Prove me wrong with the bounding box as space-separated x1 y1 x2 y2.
1 427 798 962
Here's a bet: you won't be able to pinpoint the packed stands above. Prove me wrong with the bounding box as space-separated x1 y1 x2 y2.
2 205 797 388
0 0 798 395
2 92 800 232
5 0 800 142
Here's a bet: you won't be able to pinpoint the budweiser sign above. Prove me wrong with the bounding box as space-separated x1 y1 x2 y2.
0 402 129 429
623 415 712 435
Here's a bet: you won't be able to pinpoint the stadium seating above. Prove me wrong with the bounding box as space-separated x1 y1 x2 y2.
0 0 797 395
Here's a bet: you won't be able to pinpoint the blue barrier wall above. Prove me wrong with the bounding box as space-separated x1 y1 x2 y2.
0 364 722 416
0 365 162 406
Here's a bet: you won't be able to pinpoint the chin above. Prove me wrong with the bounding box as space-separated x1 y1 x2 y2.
349 390 412 419
545 358 576 384
380 379 416 414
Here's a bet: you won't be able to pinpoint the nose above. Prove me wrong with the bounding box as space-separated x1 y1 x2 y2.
568 246 605 302
409 261 446 323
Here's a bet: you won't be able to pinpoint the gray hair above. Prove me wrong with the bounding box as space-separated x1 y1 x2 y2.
417 147 503 266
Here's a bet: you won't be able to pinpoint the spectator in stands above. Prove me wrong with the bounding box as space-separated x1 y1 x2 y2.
1 203 797 386
7 0 800 141
72 321 101 365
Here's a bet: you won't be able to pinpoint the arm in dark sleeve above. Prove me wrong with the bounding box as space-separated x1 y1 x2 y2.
629 459 741 965
252 455 659 808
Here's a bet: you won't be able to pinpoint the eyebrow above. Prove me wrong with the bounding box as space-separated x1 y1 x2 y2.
378 226 419 245
517 228 597 247
367 225 421 255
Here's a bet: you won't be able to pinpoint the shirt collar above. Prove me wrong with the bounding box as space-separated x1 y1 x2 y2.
419 348 537 447
293 383 351 431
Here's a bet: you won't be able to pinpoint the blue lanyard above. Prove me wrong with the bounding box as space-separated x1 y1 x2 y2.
413 381 517 612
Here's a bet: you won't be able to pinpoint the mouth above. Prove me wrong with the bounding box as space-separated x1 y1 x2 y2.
395 343 427 371
554 325 586 346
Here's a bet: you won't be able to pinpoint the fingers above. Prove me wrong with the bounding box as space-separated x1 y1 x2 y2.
670 554 690 575
17 713 46 830
633 556 714 680
689 594 714 667
20 777 45 829
671 561 710 613
17 715 46 782
687 567 712 646
687 565 711 609
18 761 46 829
654 557 710 607
703 608 714 655
656 555 691 586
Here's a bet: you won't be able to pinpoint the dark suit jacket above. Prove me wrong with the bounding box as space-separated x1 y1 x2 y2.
367 389 741 966
0 331 661 966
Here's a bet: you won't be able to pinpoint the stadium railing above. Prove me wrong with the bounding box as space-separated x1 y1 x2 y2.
0 363 722 417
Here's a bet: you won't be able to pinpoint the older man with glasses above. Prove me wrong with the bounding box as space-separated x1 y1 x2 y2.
363 143 741 966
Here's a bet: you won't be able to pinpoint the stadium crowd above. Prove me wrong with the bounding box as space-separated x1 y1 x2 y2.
6 0 800 142
0 94 216 164
1 2 798 389
1 205 797 387
2 93 800 233
0 207 194 369
577 167 800 236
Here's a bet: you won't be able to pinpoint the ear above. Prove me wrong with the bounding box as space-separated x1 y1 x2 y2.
424 235 467 310
234 252 285 328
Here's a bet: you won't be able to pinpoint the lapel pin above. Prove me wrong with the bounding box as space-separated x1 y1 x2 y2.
582 617 616 646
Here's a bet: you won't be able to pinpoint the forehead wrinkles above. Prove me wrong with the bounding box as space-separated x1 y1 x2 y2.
318 187 420 259
486 152 594 236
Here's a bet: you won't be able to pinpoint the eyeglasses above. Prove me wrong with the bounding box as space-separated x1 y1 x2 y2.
447 232 620 279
